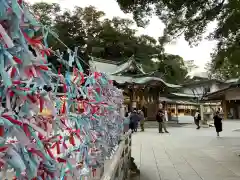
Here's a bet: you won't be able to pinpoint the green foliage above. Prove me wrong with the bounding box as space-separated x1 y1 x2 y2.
31 2 191 83
205 60 240 80
31 3 61 26
117 0 240 77
157 54 188 83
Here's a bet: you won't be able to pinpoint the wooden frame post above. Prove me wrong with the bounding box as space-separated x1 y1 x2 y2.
131 87 137 110
222 99 227 120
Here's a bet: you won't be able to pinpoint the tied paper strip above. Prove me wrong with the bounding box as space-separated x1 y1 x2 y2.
0 0 124 180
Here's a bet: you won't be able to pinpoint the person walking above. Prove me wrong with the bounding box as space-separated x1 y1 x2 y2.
130 109 140 132
138 110 145 132
194 110 201 129
213 111 222 137
156 108 169 133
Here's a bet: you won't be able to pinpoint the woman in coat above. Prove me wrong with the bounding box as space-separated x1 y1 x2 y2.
129 109 140 133
213 111 222 137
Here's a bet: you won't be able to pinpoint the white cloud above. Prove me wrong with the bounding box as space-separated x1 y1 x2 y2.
31 0 217 71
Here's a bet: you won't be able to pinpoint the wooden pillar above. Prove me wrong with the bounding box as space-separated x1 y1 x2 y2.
131 87 137 109
175 104 178 122
175 104 178 116
136 89 142 109
139 89 144 108
153 88 159 112
222 99 227 120
142 87 149 119
143 87 148 105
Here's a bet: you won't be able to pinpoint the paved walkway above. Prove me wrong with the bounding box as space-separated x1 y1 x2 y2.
132 121 240 180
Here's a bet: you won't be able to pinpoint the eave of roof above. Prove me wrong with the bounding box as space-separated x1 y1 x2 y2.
181 79 223 87
159 96 199 105
111 57 146 75
203 85 240 101
89 60 118 74
133 77 181 88
90 57 146 76
171 92 197 98
88 57 182 88
110 75 181 88
225 78 239 84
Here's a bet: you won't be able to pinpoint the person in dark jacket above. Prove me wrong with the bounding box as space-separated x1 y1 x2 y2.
156 109 169 133
213 111 222 137
130 109 140 132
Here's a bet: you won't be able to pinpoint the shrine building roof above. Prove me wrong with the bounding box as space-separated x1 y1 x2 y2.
89 57 181 88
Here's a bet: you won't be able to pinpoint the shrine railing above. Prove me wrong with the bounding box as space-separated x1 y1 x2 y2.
99 130 132 180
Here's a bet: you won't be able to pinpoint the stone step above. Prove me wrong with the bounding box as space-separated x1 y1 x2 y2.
143 121 189 128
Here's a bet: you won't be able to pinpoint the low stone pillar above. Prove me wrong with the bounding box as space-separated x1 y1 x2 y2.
200 104 206 124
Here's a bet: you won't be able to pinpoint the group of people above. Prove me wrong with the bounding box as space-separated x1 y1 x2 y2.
125 108 145 133
194 108 223 137
126 106 169 134
126 106 223 137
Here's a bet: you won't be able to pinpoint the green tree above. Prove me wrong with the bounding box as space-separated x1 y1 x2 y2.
31 2 192 83
31 3 61 26
31 3 106 72
117 0 240 72
156 54 188 84
205 60 240 80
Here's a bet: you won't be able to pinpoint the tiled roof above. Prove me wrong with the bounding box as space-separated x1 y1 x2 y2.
171 92 197 98
109 75 181 88
89 57 181 88
90 56 146 75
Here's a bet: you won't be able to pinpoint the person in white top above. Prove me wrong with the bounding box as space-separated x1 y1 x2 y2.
165 110 168 122
194 110 201 129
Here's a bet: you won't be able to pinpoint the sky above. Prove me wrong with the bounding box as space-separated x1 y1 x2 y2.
31 0 217 74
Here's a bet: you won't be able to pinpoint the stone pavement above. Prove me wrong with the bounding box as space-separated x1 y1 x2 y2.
131 121 240 180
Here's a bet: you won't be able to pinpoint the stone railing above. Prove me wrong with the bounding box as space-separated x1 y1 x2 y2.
100 130 132 180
